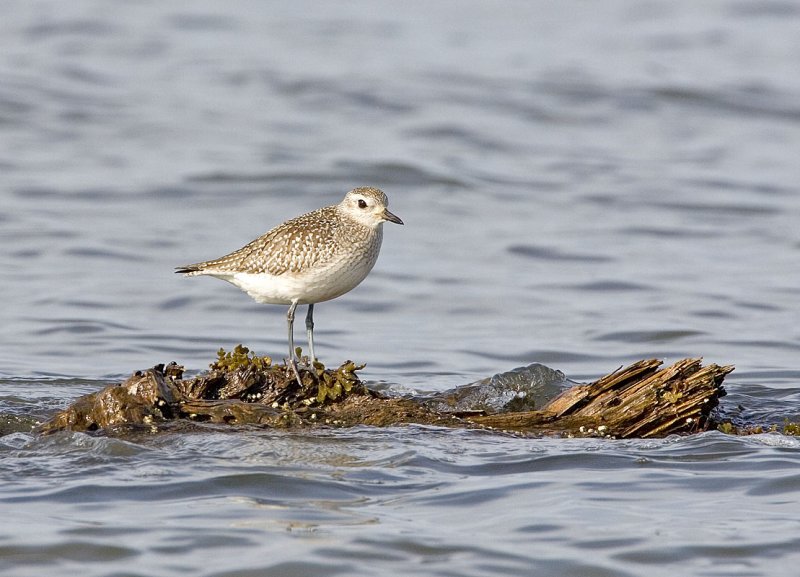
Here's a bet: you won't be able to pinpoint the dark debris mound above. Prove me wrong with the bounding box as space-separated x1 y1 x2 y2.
38 345 385 434
37 349 737 438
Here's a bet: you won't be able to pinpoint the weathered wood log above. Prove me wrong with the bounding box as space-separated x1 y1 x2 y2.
37 350 733 438
468 358 733 438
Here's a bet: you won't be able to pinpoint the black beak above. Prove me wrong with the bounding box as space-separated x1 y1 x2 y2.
382 209 403 225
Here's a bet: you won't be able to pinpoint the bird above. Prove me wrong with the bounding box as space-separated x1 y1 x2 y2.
175 187 403 383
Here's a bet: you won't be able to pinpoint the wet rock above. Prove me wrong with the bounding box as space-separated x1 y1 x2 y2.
422 363 569 415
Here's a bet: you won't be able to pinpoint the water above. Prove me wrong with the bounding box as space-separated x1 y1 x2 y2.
2 0 800 575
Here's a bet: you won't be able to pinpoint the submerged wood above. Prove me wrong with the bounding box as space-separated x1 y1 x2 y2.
468 358 732 437
37 353 733 438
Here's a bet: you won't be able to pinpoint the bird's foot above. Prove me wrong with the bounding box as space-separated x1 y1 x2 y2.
287 357 303 388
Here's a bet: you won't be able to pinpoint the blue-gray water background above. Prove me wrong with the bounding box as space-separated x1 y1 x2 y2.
2 1 800 575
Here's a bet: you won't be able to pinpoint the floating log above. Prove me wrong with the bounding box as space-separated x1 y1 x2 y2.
38 347 733 438
468 358 732 437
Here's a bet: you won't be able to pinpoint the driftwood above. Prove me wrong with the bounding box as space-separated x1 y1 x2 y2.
469 358 731 437
38 347 733 438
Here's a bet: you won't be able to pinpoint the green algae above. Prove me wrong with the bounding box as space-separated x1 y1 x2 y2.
211 344 272 372
716 419 800 437
782 420 800 436
211 345 366 407
316 360 366 404
717 421 736 434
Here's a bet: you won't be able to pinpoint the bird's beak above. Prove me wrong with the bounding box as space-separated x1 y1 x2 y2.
382 209 404 225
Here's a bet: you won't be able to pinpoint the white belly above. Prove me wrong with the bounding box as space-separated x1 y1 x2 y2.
218 253 379 305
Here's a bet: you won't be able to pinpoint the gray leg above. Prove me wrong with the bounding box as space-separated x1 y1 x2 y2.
287 301 299 361
305 303 316 363
286 301 302 385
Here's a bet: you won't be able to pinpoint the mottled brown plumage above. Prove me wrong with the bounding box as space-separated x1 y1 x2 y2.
176 187 403 378
179 205 344 276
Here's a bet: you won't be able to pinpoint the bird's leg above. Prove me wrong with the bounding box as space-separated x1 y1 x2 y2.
287 300 298 361
286 301 302 386
305 303 316 367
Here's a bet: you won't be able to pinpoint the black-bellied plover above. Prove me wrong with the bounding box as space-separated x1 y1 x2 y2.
176 187 403 383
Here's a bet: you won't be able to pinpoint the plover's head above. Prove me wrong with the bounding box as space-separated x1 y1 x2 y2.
339 187 403 228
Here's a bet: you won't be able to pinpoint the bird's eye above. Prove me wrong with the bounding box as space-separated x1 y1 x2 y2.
358 199 367 209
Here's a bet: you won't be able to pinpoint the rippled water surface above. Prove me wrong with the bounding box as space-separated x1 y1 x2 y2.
2 1 800 575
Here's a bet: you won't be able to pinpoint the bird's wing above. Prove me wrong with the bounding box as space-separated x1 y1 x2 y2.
183 206 340 276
